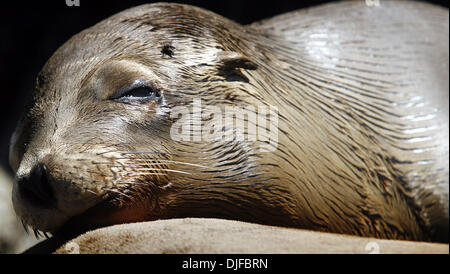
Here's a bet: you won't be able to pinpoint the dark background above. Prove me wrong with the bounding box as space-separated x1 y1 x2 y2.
1 0 448 174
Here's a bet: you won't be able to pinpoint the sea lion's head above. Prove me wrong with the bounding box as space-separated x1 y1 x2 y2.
9 3 272 236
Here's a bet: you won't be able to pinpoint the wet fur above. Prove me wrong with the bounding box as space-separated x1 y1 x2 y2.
10 1 449 242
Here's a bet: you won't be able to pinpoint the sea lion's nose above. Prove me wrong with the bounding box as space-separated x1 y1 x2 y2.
17 164 56 208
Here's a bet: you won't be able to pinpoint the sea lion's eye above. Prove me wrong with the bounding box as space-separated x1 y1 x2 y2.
121 87 159 100
110 81 161 103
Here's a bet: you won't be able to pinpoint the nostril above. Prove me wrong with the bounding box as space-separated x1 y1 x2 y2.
17 164 56 208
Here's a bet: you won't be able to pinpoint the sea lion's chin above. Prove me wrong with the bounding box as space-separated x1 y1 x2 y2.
12 195 68 235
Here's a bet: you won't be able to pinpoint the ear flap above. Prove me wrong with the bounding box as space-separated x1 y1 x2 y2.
215 51 258 71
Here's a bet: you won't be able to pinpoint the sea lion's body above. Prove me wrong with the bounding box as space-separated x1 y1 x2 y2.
10 1 449 243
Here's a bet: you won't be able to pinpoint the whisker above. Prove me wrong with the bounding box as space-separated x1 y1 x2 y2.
121 172 169 176
120 152 170 155
102 187 133 199
21 219 29 234
105 178 153 189
95 169 174 177
110 159 211 169
132 168 191 174
85 189 98 195
95 149 123 156
101 167 191 175
33 228 42 239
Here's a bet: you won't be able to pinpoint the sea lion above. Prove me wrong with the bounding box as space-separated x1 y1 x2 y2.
10 1 449 243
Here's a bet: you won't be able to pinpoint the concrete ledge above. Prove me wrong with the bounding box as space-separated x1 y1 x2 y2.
46 218 449 254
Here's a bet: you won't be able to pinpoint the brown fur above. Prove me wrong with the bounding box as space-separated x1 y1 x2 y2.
10 1 449 243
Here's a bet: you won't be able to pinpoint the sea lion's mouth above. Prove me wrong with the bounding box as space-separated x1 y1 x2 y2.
22 188 159 254
22 198 139 254
52 195 158 239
